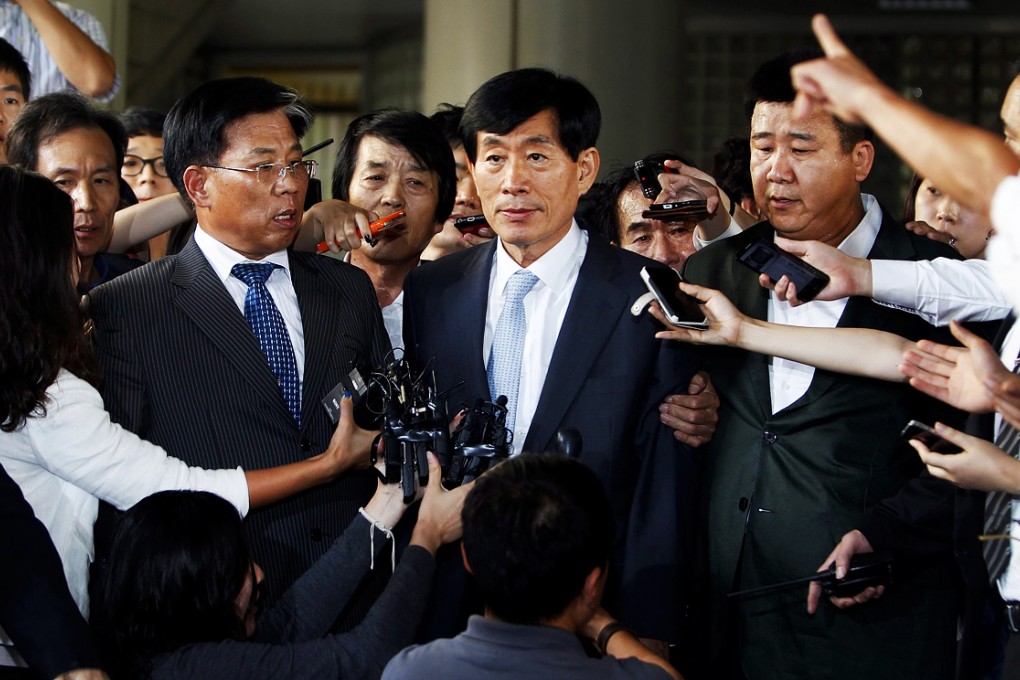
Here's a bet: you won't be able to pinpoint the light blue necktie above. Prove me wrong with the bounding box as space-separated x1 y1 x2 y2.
231 262 301 428
487 270 539 434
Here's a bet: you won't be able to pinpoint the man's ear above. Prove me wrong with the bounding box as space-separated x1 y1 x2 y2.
577 147 600 195
582 564 604 604
460 542 474 575
183 166 211 208
852 140 875 183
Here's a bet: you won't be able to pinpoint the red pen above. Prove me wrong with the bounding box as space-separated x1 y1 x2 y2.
316 209 407 253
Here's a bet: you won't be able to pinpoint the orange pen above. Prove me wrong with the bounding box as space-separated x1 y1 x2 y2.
316 209 407 253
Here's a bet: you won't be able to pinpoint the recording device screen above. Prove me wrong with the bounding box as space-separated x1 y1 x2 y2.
640 266 708 329
737 239 830 302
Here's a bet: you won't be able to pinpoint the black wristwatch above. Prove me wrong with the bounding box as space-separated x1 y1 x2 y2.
596 620 632 656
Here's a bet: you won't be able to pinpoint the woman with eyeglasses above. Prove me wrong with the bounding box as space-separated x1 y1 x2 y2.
0 165 376 628
97 455 466 680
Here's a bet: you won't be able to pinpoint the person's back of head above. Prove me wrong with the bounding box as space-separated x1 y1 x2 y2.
461 453 614 625
459 67 601 163
0 164 94 433
331 108 456 224
5 91 126 172
98 490 252 678
162 77 311 203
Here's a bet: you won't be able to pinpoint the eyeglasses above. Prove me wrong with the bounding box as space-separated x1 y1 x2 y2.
202 159 318 185
122 154 167 177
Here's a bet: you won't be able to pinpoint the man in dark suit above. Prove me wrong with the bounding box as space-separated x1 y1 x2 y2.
403 68 700 649
680 51 962 679
88 78 390 613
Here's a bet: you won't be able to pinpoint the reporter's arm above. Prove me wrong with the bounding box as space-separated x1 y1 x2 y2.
108 194 191 253
15 0 117 98
792 14 1019 215
581 610 683 680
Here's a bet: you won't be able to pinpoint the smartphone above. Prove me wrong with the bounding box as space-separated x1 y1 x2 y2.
643 200 711 223
640 266 708 329
634 160 667 200
900 419 963 454
737 239 830 302
454 214 487 235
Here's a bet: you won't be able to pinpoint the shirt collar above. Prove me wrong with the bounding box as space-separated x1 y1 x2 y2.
194 223 292 285
835 193 883 258
491 220 585 298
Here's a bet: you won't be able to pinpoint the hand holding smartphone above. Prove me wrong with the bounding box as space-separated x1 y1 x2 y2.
901 420 963 454
640 266 709 329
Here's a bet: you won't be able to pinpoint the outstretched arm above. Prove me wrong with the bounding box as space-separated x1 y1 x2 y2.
108 194 192 254
791 14 1018 216
651 282 910 382
14 0 117 98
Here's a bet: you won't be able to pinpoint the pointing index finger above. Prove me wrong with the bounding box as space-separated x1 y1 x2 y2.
811 14 849 58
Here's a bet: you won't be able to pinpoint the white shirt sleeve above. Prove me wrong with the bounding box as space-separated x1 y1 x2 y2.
693 215 743 251
870 257 1012 326
25 372 249 516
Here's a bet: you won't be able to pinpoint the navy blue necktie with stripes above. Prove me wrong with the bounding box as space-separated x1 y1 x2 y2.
231 262 301 427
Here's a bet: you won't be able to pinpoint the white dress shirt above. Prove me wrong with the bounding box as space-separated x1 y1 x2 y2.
987 174 1020 315
382 291 404 354
768 195 883 413
992 319 1020 602
194 225 306 386
0 0 120 101
0 370 248 625
484 222 587 453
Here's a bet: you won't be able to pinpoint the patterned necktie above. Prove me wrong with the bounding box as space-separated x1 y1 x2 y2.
983 364 1020 587
231 262 301 428
487 270 539 435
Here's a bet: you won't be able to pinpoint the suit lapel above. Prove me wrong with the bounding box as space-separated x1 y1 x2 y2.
443 241 493 403
290 253 338 433
172 239 295 425
726 225 775 419
522 239 628 452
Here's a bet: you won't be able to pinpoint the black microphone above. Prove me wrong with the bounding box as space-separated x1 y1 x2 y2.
555 427 583 459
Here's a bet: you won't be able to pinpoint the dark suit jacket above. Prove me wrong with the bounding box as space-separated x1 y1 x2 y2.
403 233 700 642
683 214 962 679
0 462 102 678
88 239 391 613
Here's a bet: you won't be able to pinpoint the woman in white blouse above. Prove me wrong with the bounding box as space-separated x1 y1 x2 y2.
0 166 374 620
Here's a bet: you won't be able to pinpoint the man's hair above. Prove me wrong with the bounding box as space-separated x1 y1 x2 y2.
97 491 252 678
331 108 456 224
745 50 872 153
163 77 312 201
119 107 166 139
0 38 30 100
594 151 696 243
460 67 600 163
429 103 465 148
6 91 126 172
462 453 615 625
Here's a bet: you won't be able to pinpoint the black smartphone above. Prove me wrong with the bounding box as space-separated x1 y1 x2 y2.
737 239 830 302
900 420 963 454
454 214 487 235
643 200 711 222
640 266 708 329
634 160 667 200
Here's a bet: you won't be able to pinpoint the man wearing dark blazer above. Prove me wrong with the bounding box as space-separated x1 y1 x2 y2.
403 68 700 649
88 78 390 615
680 52 961 679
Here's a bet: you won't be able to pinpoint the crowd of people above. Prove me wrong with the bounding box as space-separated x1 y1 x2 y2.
2 4 1020 679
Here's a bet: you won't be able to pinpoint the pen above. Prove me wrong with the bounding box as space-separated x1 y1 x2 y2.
316 209 407 253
